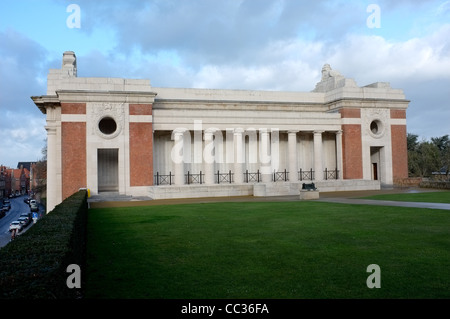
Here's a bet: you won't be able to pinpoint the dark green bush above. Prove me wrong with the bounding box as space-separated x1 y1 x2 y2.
0 190 87 299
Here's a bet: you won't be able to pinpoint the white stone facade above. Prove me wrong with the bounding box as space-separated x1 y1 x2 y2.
32 52 409 212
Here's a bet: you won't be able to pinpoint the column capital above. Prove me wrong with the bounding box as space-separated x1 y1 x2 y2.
288 130 299 135
45 126 57 135
204 128 218 140
336 130 343 135
172 128 187 135
313 130 324 135
234 128 244 134
205 127 220 134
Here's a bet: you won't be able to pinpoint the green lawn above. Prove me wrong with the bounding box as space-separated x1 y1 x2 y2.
86 201 450 299
361 191 450 203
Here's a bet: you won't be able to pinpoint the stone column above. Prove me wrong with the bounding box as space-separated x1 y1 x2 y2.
45 125 57 213
259 129 272 183
234 128 244 183
336 130 343 179
193 121 203 173
172 129 185 185
288 131 298 182
204 130 215 184
313 131 324 181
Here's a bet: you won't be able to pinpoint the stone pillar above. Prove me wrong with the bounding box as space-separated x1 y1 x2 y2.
288 131 298 182
234 128 244 183
45 125 57 213
336 130 343 179
172 129 185 185
259 129 272 183
313 131 324 181
193 121 203 173
204 130 215 184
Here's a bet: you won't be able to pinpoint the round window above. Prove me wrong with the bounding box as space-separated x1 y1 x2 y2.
370 121 379 134
98 117 117 135
369 119 384 138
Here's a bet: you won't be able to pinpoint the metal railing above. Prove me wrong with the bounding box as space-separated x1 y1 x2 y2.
216 170 233 184
324 168 339 180
154 172 173 185
244 170 261 183
185 171 204 184
273 169 289 182
155 167 339 185
298 168 314 181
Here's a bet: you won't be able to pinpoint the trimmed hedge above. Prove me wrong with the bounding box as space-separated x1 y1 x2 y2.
0 190 87 299
420 181 450 189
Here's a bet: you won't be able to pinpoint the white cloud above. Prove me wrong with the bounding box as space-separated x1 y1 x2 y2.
325 24 450 83
0 113 46 166
1 0 449 169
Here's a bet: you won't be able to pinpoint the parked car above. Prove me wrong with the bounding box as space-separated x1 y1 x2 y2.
21 212 32 219
0 210 5 218
30 203 39 212
29 199 37 207
18 213 31 226
24 198 30 204
18 217 30 227
9 221 23 232
2 204 10 211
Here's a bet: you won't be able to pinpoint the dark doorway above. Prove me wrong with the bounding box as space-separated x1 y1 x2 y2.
370 146 382 182
98 149 119 192
372 163 378 180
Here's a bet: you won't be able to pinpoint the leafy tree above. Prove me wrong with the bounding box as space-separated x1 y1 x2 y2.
407 134 444 178
431 135 450 177
416 141 441 177
407 133 419 152
430 135 449 152
33 140 47 198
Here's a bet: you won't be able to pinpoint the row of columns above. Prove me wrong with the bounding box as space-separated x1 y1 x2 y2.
288 130 343 182
172 129 343 185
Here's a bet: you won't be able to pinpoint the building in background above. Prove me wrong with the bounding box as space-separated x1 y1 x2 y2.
0 164 32 198
0 166 6 199
33 52 409 213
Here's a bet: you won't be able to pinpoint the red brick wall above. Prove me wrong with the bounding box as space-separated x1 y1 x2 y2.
129 104 152 115
391 125 408 179
340 108 363 179
341 124 363 179
61 103 86 114
61 122 86 200
390 109 406 119
340 108 361 118
129 122 153 186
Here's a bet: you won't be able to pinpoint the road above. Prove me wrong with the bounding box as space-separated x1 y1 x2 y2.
0 195 44 249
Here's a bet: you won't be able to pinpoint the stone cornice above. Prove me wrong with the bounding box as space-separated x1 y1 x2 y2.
326 97 410 111
56 90 157 104
31 95 60 114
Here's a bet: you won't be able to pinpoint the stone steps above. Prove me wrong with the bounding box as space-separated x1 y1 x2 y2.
88 192 133 202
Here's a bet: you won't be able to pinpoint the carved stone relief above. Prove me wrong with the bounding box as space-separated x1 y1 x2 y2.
91 102 125 139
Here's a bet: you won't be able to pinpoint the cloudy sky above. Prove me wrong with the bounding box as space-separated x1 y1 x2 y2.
0 0 449 167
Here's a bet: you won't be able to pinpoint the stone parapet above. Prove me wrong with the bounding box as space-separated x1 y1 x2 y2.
146 180 380 200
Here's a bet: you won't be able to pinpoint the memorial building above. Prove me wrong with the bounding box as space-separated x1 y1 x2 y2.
32 52 409 213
